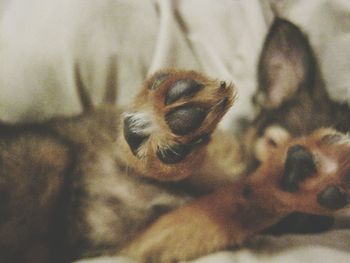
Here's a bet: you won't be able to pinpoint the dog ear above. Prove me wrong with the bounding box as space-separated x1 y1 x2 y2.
254 18 316 109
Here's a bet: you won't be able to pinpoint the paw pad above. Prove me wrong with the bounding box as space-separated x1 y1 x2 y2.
156 134 210 164
156 143 192 164
123 69 235 181
165 79 204 105
123 113 152 157
317 186 348 210
281 145 316 192
165 105 208 135
149 72 171 90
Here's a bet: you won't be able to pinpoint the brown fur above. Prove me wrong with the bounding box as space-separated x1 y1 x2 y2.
123 128 350 262
242 18 350 234
119 69 237 181
0 69 241 262
246 18 350 169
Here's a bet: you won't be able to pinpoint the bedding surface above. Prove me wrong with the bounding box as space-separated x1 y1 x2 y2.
0 0 350 262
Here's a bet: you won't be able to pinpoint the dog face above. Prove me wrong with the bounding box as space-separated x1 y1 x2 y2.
245 18 350 165
242 18 350 235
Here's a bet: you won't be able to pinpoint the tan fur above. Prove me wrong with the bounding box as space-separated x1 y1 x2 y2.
1 67 350 263
122 128 350 263
117 69 237 181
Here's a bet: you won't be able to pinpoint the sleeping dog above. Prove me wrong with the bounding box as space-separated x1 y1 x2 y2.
244 18 350 234
0 18 349 263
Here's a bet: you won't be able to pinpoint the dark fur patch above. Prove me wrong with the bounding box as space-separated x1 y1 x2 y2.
242 185 252 199
165 79 203 105
265 213 334 234
0 187 11 223
281 145 316 192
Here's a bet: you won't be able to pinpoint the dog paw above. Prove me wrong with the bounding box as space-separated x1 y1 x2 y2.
277 128 350 213
123 69 236 180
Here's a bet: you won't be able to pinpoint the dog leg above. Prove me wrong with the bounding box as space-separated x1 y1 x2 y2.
118 69 237 182
122 128 350 262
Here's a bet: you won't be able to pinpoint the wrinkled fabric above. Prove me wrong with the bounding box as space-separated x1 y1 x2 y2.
1 0 349 127
0 0 350 262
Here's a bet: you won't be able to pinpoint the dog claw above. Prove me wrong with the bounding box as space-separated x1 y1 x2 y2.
219 81 226 90
216 97 229 110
